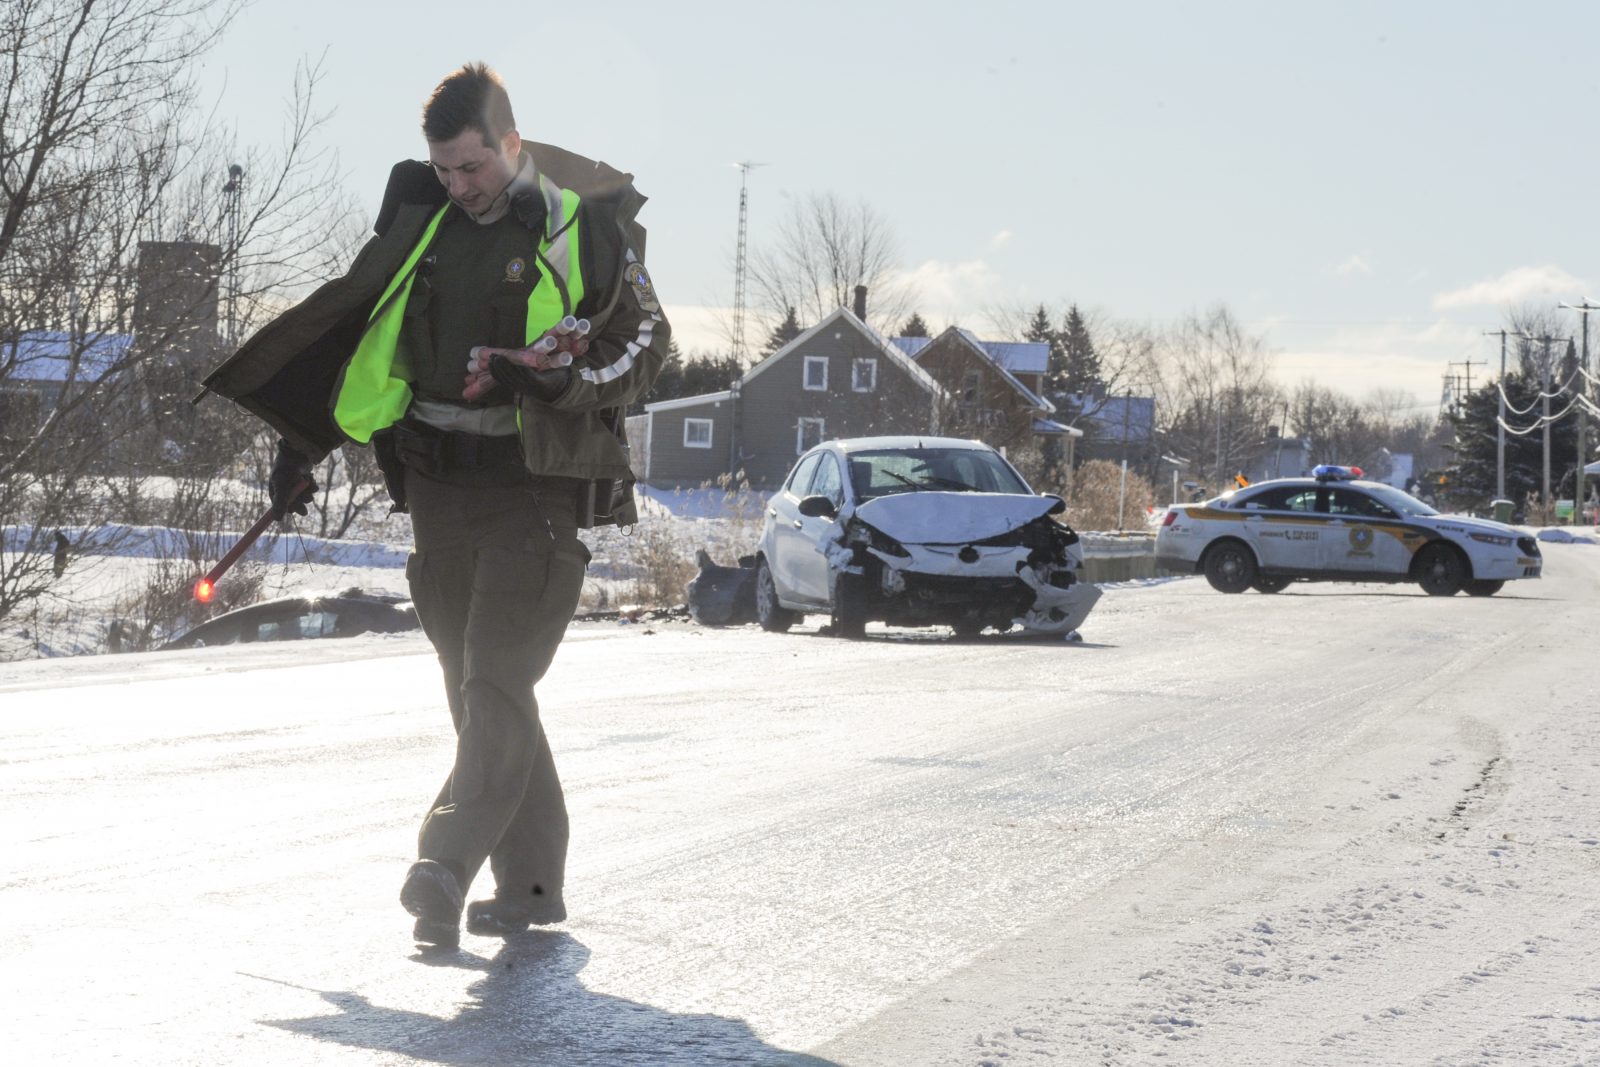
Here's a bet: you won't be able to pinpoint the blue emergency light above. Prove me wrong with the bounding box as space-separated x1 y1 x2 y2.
1312 464 1364 481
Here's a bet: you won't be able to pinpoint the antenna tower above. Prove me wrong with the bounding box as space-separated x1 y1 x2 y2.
732 162 764 361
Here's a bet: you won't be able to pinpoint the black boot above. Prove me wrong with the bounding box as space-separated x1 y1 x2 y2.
465 894 566 938
400 860 464 949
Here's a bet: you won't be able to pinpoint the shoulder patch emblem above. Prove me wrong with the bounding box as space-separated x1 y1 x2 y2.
625 262 660 313
504 257 527 283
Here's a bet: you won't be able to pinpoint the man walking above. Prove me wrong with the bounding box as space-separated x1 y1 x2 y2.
204 63 667 948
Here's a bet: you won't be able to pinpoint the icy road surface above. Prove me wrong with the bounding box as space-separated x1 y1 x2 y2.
5 547 1600 1065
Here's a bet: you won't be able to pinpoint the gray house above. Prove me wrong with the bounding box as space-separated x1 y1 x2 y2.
632 306 944 489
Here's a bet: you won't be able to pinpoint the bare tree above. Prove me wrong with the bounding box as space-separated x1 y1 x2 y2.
1150 305 1282 489
0 0 361 630
1506 302 1570 381
747 192 908 337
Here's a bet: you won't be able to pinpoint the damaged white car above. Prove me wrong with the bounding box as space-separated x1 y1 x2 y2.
754 436 1101 638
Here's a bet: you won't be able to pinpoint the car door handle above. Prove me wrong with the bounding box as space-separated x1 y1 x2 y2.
768 509 777 518
792 520 804 529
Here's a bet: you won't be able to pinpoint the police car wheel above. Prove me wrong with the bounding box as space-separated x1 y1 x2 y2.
1252 576 1291 594
1414 543 1467 596
755 558 796 631
1464 579 1504 597
1202 539 1257 594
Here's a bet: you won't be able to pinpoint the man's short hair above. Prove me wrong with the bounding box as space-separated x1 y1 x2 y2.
422 63 516 146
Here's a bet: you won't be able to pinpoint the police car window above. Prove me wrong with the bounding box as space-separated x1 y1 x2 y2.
1246 487 1318 512
1329 489 1396 519
787 453 823 496
810 454 844 506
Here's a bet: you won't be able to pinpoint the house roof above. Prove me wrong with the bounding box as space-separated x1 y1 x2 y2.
894 333 1050 377
643 390 733 414
4 330 131 384
744 306 943 397
889 336 933 359
1032 417 1083 437
930 327 1055 414
957 331 1049 376
1074 394 1156 441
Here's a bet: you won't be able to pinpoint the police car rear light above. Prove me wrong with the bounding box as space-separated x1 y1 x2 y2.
1312 464 1364 481
1161 509 1178 526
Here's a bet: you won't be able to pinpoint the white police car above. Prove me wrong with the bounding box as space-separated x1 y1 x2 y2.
1154 465 1542 596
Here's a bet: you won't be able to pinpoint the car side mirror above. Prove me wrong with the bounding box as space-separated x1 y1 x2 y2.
797 494 838 519
1040 493 1067 515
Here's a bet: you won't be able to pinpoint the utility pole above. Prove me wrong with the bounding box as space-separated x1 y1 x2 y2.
1559 300 1599 524
730 162 764 363
1540 335 1554 510
221 163 244 348
1484 330 1507 500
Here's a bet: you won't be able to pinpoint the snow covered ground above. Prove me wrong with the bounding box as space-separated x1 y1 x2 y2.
4 538 1599 1064
0 483 768 659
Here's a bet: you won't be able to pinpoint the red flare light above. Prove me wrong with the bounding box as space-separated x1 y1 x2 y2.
194 578 215 603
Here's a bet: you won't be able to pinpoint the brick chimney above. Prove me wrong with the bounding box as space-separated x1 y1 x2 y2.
852 285 867 320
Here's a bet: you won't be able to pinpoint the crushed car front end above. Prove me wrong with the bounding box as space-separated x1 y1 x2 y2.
832 492 1101 634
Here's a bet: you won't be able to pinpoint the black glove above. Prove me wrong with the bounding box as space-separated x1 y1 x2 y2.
268 439 318 519
488 356 572 402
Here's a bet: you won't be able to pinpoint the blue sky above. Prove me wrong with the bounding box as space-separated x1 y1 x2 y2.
201 1 1600 409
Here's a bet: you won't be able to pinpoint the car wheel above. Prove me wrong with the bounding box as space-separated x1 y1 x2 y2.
1414 542 1467 596
1202 539 1257 594
831 571 868 639
755 558 796 632
1464 579 1504 597
1252 576 1291 594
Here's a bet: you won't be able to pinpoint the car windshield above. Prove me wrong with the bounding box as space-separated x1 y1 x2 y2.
848 447 1030 500
1361 483 1439 517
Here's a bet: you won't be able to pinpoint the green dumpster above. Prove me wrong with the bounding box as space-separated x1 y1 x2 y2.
1491 499 1514 524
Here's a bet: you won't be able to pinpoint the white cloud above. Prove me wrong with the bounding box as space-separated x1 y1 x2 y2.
1432 265 1589 310
1334 254 1372 276
1269 318 1488 406
889 258 1001 323
990 230 1014 249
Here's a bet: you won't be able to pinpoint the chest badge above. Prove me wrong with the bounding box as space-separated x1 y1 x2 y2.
504 257 527 283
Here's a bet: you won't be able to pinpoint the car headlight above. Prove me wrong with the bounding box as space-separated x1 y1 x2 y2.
1469 532 1513 547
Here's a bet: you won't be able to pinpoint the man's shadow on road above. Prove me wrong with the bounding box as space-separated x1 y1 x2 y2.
259 931 839 1066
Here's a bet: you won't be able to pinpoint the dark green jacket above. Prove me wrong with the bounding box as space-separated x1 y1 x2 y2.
202 148 667 483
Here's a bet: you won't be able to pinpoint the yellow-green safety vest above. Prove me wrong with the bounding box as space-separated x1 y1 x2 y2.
332 175 585 443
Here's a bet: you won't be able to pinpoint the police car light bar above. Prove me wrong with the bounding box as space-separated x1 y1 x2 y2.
1312 464 1364 481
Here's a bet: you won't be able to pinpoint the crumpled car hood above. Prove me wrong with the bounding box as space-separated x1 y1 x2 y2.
854 492 1063 544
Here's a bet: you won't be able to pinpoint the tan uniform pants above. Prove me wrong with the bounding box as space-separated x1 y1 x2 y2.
404 469 588 910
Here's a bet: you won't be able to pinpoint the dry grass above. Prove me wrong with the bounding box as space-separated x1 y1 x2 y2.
1066 459 1158 532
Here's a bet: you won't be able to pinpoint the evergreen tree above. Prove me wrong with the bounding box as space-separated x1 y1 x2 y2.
1024 305 1070 473
762 306 803 356
899 312 931 338
1060 305 1102 398
1024 304 1055 345
1026 304 1068 403
1440 372 1577 512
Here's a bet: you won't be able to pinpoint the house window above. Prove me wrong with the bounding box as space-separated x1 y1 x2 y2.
796 417 826 455
683 418 714 449
961 369 981 408
852 358 877 393
803 356 829 391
